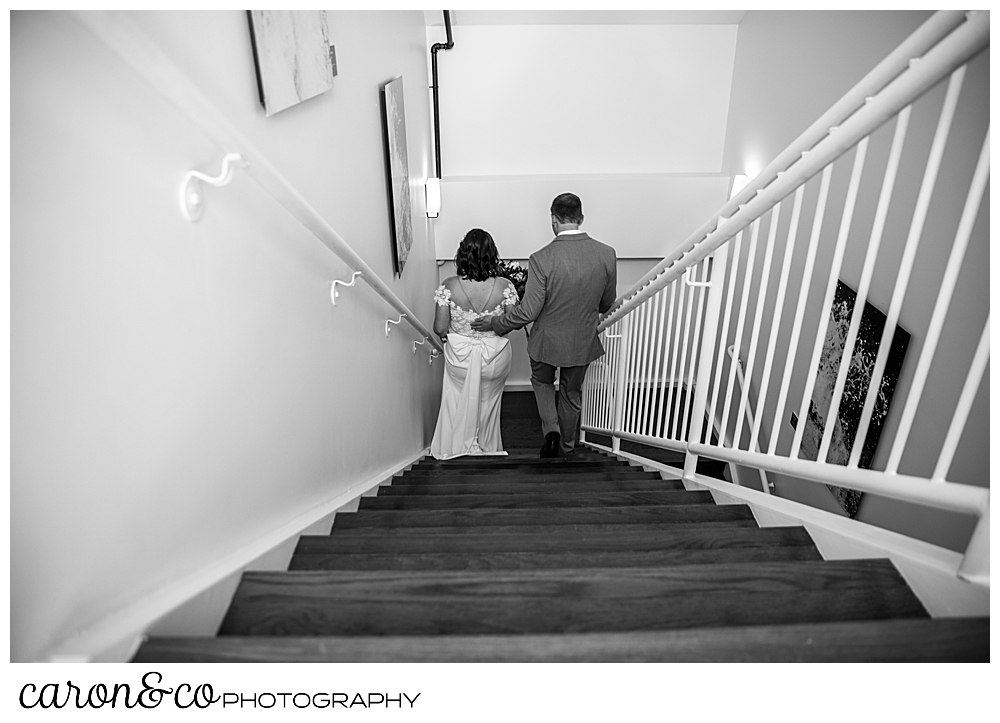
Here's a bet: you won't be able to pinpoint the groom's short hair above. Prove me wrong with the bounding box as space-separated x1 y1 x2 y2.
551 193 583 224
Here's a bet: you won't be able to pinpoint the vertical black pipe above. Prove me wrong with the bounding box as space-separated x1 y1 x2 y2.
430 11 454 179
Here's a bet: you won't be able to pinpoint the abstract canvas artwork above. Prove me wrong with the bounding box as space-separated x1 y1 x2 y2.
798 280 910 518
247 11 333 117
381 77 413 275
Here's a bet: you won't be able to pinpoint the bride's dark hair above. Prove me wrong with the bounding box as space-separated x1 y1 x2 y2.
454 228 500 281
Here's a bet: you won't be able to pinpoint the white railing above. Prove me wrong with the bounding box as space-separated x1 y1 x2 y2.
582 10 989 586
72 10 444 360
724 346 772 494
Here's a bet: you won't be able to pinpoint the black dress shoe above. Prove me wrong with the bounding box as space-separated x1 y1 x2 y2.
540 431 561 458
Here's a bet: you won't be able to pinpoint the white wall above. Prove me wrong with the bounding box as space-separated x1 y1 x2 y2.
435 176 730 261
715 11 988 550
429 21 738 259
10 10 441 662
439 24 736 176
720 10 935 177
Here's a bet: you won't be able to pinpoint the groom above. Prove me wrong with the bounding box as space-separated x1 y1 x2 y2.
471 193 617 457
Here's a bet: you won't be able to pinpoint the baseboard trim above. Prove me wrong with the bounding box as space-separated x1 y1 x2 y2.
40 447 430 663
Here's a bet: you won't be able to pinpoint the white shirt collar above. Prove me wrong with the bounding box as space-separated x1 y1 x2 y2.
556 229 584 236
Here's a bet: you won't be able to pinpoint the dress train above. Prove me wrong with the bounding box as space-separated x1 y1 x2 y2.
430 333 512 460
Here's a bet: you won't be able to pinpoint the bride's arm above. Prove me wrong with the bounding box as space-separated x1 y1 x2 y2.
433 283 452 343
433 304 450 343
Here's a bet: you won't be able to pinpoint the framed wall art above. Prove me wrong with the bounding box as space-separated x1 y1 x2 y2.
798 280 910 518
247 11 333 117
381 76 414 275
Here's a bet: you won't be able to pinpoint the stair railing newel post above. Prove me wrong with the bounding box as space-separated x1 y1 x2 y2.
958 503 989 586
610 314 632 453
683 248 728 481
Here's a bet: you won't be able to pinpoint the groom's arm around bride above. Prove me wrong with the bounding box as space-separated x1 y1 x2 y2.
471 193 616 457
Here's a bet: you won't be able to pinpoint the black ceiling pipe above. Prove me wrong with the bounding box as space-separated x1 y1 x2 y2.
430 10 454 179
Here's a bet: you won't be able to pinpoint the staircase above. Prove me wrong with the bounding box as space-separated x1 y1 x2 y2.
132 392 987 662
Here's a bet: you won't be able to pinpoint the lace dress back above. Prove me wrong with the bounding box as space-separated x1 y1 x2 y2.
434 281 519 338
430 276 518 460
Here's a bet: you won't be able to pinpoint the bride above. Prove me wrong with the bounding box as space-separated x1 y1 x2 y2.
430 229 519 460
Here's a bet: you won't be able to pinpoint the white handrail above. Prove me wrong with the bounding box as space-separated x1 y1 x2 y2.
582 11 989 586
727 346 771 494
604 10 971 316
893 128 991 472
71 10 444 356
600 10 987 331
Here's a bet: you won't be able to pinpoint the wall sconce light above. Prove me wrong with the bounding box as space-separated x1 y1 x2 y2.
730 174 752 200
425 177 441 218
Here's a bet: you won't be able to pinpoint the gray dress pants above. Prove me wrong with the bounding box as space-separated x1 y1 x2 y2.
530 359 589 455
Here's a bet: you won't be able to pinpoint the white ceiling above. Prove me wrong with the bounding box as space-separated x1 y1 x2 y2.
424 10 747 27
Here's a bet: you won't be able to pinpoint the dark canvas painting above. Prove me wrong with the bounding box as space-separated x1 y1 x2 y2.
798 280 910 518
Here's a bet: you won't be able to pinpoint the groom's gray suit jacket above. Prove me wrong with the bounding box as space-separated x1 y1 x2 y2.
491 231 617 367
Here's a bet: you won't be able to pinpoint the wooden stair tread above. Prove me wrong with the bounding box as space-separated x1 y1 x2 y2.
408 458 638 468
331 504 758 529
413 451 619 465
377 478 685 495
323 520 761 539
402 466 653 479
358 490 715 510
410 455 637 467
230 559 918 594
434 449 607 461
389 470 665 484
299 524 818 554
134 617 989 662
288 545 823 571
217 560 927 636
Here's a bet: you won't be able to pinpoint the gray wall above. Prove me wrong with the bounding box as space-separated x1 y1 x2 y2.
716 11 988 549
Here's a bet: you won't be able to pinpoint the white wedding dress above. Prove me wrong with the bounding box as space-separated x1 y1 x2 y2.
430 282 518 460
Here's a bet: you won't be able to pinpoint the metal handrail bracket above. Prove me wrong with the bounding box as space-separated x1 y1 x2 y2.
385 314 407 337
331 271 364 306
180 152 246 222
